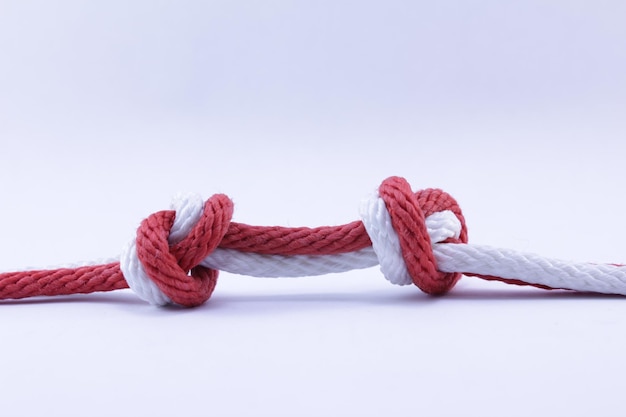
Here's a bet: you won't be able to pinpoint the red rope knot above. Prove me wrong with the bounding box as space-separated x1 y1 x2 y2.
360 176 468 294
121 193 234 307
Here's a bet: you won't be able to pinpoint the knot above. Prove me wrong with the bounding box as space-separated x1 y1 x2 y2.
360 176 468 294
120 193 234 306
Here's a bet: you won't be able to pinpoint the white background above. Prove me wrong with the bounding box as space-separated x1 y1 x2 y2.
1 1 625 416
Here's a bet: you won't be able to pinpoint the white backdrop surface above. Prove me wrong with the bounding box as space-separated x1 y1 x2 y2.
1 1 625 416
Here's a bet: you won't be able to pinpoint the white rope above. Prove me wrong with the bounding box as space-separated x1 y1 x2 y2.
359 192 412 285
202 247 378 277
434 243 626 294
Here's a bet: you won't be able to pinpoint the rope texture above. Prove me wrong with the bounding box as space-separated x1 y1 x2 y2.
2 176 625 307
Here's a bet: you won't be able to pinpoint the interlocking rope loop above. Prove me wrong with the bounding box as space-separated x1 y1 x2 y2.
377 177 467 294
2 176 626 307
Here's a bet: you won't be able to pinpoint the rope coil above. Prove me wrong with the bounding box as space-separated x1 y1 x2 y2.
2 176 625 307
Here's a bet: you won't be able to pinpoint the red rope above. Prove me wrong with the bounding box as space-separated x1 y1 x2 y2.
0 263 126 300
220 221 370 255
0 179 553 306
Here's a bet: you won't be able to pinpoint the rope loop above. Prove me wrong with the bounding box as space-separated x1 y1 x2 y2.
363 176 468 294
123 194 233 306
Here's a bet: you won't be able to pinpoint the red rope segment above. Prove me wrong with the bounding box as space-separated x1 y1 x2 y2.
0 263 127 300
220 221 370 255
0 177 553 306
379 177 468 294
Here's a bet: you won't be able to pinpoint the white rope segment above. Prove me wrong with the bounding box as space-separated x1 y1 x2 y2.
202 247 379 278
434 244 626 294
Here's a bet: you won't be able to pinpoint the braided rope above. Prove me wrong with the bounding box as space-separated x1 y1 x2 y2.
2 176 625 307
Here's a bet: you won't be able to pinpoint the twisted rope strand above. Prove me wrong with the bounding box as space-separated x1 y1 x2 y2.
219 221 370 255
0 263 126 300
